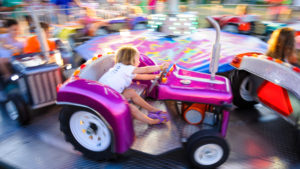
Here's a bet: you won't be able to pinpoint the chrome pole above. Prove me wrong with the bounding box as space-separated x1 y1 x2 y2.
205 16 221 81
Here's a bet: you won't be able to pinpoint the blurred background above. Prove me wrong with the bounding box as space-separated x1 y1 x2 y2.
0 0 299 35
1 0 300 169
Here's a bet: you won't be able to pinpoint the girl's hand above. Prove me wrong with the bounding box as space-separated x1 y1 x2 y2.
160 63 170 71
288 53 298 64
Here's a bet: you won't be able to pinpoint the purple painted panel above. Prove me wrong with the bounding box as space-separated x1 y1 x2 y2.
158 66 232 105
130 16 147 28
134 53 159 97
57 79 134 153
221 110 230 137
109 19 126 24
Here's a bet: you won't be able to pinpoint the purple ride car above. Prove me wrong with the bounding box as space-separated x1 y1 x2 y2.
56 17 232 169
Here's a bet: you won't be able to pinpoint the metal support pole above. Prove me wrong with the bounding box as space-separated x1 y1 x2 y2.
205 16 221 80
168 0 178 15
30 6 49 61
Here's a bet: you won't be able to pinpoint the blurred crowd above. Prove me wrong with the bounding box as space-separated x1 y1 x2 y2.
0 0 299 80
0 0 155 81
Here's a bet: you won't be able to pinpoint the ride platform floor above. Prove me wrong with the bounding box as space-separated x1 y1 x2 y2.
0 102 300 169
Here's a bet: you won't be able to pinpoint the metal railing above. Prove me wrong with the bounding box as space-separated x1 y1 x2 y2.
1 3 299 23
0 3 299 35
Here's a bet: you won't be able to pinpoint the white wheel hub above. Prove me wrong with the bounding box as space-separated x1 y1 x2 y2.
6 101 19 120
70 111 111 152
96 29 108 36
134 24 146 30
194 143 223 166
240 76 254 101
223 25 238 33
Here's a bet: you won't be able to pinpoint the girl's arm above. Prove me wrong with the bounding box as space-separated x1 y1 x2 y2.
287 50 298 64
134 74 159 80
133 63 169 74
0 38 22 54
133 65 161 74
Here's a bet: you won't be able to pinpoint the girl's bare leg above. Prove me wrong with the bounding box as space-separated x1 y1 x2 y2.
128 104 161 124
123 88 160 112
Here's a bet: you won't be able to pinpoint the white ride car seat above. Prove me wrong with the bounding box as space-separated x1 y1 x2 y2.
78 54 147 96
79 54 115 81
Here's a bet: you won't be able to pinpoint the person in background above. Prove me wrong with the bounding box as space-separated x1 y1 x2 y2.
0 0 26 12
148 0 157 14
23 22 56 54
136 0 148 14
51 0 82 7
235 4 249 16
0 19 24 80
50 0 82 15
0 19 6 33
0 19 24 58
1 0 27 19
266 27 299 66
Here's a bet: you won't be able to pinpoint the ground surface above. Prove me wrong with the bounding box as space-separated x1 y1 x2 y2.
0 103 300 169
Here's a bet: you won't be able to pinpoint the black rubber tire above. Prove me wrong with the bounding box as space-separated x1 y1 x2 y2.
156 25 162 32
59 106 115 161
230 70 257 109
68 34 77 49
295 129 300 156
78 58 86 66
264 31 273 42
186 130 229 169
5 94 30 125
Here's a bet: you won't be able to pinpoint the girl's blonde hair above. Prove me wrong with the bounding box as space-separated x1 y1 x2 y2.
115 46 139 65
266 27 295 61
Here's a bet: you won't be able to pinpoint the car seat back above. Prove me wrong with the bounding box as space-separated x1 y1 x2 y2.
79 54 115 81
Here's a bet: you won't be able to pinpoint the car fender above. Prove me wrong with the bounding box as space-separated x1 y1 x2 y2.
220 16 241 27
231 53 300 98
130 16 148 27
57 79 134 153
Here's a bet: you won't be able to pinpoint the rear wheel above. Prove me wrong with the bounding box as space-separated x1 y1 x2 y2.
133 23 147 30
222 24 239 33
68 34 77 49
187 130 229 169
95 27 108 36
5 94 30 125
253 21 266 35
230 70 257 108
59 106 114 161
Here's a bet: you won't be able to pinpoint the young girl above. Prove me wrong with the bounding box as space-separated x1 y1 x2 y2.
266 27 299 66
99 46 169 125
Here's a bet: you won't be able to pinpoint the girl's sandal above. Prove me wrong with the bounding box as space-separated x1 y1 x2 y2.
148 113 169 124
149 111 170 120
149 110 169 116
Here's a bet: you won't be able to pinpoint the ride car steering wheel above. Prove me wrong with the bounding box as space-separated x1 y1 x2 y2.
148 68 167 94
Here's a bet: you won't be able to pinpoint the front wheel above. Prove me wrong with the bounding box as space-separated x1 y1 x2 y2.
187 131 230 169
230 70 257 108
5 94 30 125
59 106 114 161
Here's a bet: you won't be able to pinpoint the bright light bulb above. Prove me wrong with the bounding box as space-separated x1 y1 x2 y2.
11 75 19 81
